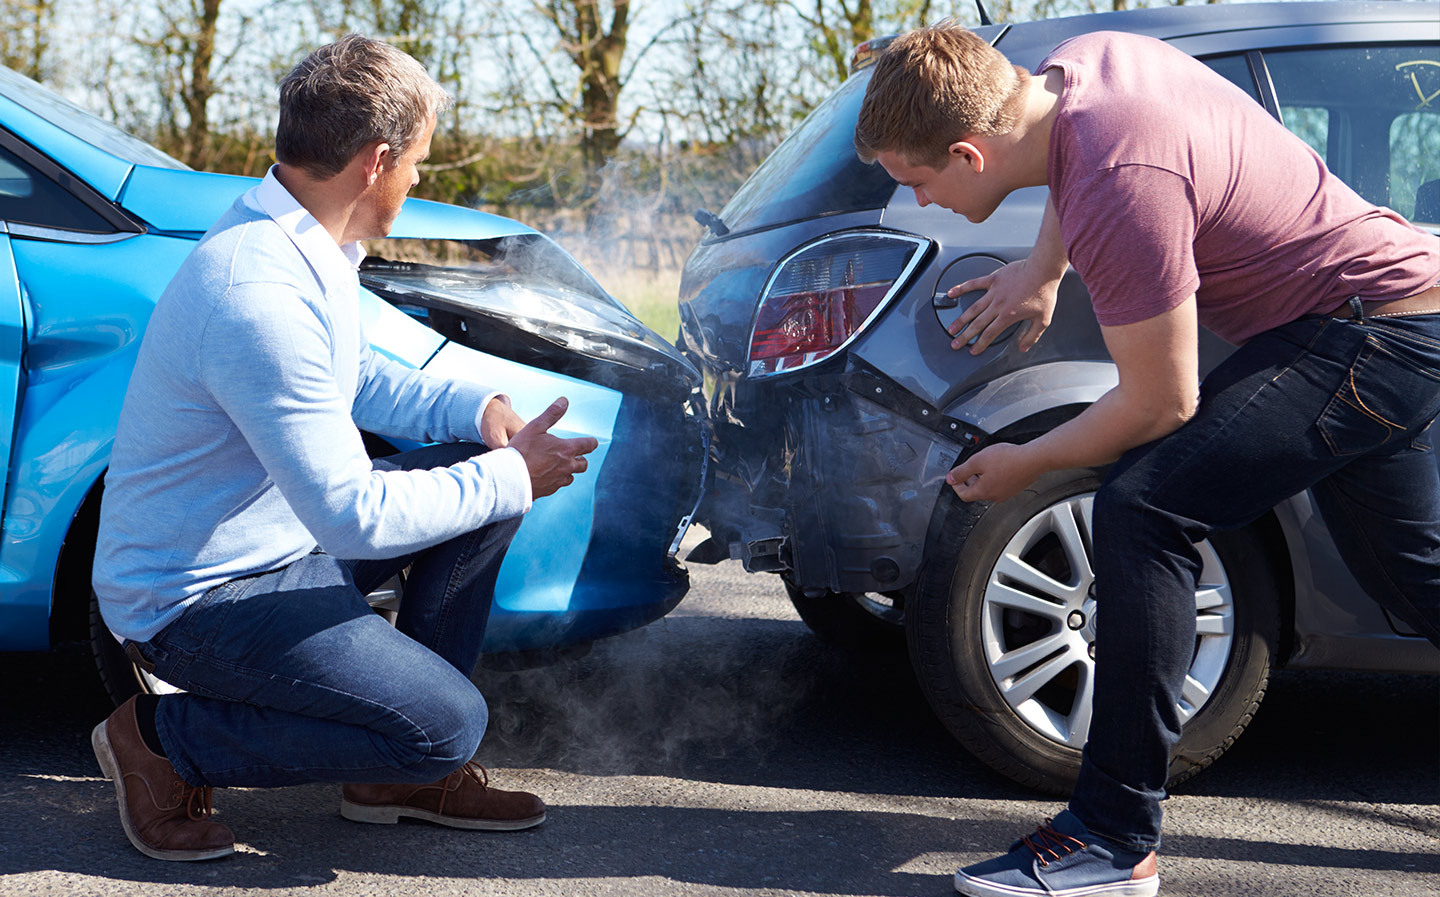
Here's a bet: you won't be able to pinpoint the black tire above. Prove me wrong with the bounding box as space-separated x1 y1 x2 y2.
907 468 1279 795
785 581 907 654
89 589 150 706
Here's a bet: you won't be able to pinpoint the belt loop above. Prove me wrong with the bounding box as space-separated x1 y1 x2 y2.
1346 296 1365 322
122 639 158 674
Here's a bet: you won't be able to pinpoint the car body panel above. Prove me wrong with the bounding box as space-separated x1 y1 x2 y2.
0 89 134 201
118 165 541 242
679 1 1440 672
0 231 189 650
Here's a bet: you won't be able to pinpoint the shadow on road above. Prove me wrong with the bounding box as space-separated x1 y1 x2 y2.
1 605 1435 893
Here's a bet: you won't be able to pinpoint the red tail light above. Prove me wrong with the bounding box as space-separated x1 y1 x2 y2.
747 232 927 378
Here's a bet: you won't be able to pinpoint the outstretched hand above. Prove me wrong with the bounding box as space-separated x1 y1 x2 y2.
946 257 1060 355
508 398 599 499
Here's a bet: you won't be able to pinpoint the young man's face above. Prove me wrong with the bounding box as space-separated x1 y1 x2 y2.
360 112 437 240
876 146 1002 223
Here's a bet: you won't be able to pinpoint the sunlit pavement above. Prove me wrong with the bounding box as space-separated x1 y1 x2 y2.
2 526 1436 896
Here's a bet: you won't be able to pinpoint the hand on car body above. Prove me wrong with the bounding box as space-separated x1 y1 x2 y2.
947 198 1066 355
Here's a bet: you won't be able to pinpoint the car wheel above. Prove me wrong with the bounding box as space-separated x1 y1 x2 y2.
908 468 1278 795
89 589 182 705
785 581 907 653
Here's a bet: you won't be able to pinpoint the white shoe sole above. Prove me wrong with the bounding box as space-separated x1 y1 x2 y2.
91 721 235 862
955 870 1159 897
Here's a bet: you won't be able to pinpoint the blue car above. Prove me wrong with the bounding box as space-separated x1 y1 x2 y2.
0 64 706 700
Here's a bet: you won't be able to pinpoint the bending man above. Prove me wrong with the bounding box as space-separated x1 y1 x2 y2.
856 21 1440 897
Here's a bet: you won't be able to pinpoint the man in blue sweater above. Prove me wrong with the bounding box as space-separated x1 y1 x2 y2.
90 35 597 861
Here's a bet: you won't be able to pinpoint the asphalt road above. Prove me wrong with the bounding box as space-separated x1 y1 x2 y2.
2 534 1437 897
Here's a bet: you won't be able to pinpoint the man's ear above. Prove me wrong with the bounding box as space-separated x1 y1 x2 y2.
948 140 985 173
361 141 392 187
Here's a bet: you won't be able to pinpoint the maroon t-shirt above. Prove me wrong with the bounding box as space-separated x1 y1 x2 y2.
1041 33 1439 345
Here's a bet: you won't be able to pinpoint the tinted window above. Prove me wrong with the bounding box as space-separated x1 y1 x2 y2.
718 70 895 235
0 142 111 231
1201 53 1261 103
1262 44 1440 224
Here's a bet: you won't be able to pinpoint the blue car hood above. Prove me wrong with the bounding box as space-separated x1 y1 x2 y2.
117 165 537 240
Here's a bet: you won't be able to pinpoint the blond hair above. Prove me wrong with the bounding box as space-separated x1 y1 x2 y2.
855 20 1028 167
276 34 452 179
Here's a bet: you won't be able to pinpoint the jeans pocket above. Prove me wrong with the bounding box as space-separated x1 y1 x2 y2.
1317 337 1440 456
166 578 245 653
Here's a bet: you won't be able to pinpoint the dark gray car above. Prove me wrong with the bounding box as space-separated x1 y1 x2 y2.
677 1 1440 794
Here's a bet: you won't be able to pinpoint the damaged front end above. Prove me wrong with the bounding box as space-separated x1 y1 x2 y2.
359 232 707 651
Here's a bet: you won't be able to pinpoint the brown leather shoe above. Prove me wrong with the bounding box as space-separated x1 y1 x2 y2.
341 761 546 831
91 696 234 861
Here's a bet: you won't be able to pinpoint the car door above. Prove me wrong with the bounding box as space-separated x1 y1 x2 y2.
0 127 141 540
0 152 31 525
1192 30 1440 659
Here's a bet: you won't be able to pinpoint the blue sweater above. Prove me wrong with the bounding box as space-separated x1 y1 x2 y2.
94 179 530 642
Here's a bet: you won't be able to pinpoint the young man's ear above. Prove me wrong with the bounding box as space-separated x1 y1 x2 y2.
948 140 985 173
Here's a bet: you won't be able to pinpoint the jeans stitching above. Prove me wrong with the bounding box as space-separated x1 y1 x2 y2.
1366 333 1440 381
432 526 483 655
1363 318 1440 351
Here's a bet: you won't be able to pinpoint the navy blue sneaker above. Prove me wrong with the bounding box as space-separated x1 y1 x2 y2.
954 811 1158 896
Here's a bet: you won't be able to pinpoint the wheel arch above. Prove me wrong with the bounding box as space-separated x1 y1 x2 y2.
931 386 1298 665
49 472 105 644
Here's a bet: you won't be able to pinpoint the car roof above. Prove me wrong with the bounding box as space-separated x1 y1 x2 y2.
0 63 536 241
991 1 1435 62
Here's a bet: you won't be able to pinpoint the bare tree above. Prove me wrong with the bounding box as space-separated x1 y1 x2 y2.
787 0 945 86
534 0 633 184
0 0 55 81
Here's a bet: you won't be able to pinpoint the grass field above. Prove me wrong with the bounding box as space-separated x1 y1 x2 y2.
589 264 684 341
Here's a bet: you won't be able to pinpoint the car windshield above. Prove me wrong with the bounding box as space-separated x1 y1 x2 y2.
0 66 189 171
717 70 896 235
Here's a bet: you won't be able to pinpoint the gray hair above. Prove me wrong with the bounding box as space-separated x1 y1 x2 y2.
276 34 452 179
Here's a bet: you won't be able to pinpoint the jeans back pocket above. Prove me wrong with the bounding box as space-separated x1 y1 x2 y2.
1317 335 1440 456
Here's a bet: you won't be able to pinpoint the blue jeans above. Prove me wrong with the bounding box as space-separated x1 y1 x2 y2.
1068 308 1440 852
129 442 523 789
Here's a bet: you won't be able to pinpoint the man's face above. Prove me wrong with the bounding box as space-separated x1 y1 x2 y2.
876 146 1001 223
361 112 437 240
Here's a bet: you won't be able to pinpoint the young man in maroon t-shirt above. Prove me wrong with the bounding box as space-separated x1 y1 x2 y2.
856 21 1440 897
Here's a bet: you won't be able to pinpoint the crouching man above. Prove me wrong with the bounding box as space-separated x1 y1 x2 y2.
90 34 597 861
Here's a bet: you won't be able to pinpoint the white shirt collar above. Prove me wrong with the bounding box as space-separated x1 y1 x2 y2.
246 166 365 281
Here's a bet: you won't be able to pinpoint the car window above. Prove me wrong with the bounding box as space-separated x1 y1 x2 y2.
0 142 112 232
717 71 896 236
1261 44 1440 225
1200 53 1261 103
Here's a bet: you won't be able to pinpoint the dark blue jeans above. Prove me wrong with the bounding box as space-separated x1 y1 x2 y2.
131 443 522 789
1068 309 1440 852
